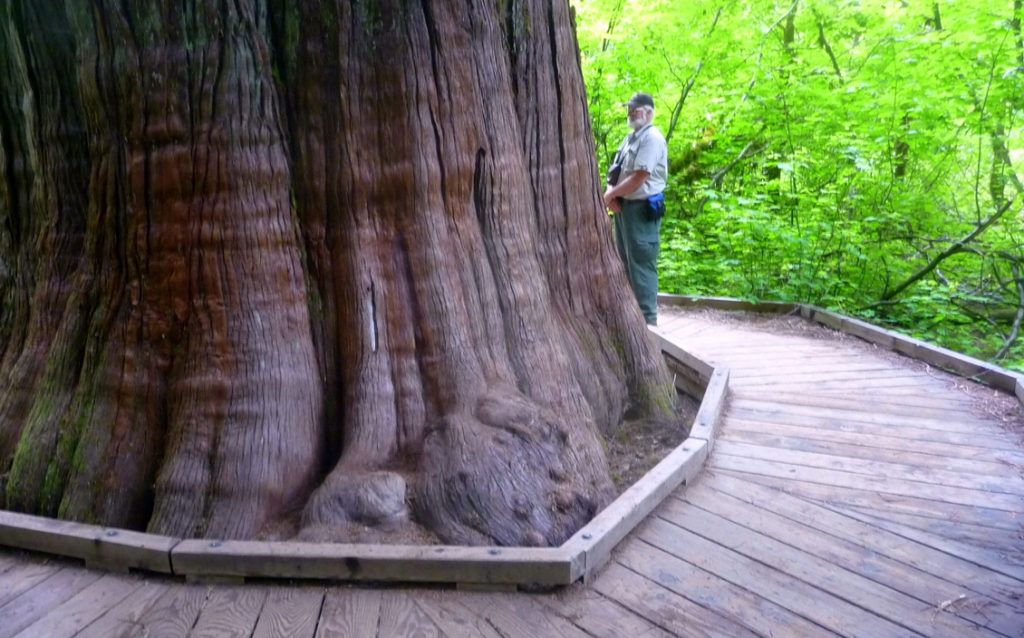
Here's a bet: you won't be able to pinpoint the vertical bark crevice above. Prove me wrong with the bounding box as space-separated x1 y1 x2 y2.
1 0 673 546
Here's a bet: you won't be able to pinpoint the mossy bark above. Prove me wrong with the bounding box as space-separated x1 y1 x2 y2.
0 0 672 546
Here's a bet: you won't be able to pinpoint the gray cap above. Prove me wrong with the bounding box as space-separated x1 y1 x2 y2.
627 92 655 109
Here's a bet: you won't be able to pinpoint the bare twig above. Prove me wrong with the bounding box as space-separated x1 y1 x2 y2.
995 262 1024 359
814 11 844 82
878 197 1018 302
664 7 724 145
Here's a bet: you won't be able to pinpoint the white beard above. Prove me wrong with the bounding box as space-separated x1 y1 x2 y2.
628 116 646 130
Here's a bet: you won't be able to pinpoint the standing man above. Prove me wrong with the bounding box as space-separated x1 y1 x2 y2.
603 92 668 326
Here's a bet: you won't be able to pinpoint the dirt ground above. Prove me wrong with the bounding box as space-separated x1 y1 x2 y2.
605 392 698 491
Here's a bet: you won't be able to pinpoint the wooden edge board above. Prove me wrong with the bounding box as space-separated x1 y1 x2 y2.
798 304 1021 392
658 293 798 314
689 368 729 452
665 355 705 398
649 327 713 381
562 438 709 584
671 299 1024 395
800 305 844 330
0 321 722 588
0 509 176 573
170 540 574 586
1017 378 1024 408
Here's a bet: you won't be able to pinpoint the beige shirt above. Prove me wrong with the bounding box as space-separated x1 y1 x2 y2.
616 124 668 200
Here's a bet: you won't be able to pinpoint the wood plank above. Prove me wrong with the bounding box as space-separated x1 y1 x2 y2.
74 581 169 638
533 583 677 638
637 517 908 636
374 590 444 638
713 439 1024 496
563 438 707 580
591 560 763 637
728 388 985 417
0 511 177 573
732 377 954 394
723 470 1024 532
731 363 907 380
728 364 909 379
455 591 591 638
669 489 1010 636
733 370 949 388
723 410 1024 451
728 398 994 433
690 368 728 448
131 584 209 638
171 540 572 586
691 343 842 358
0 556 18 577
651 329 714 380
709 454 1024 513
719 427 1022 478
0 556 60 607
707 472 1024 611
843 505 1024 556
892 336 1018 392
0 566 101 638
252 587 324 638
833 506 1024 583
190 585 267 638
722 417 1024 463
11 572 138 638
761 387 979 408
731 380 948 397
314 588 382 638
413 591 505 638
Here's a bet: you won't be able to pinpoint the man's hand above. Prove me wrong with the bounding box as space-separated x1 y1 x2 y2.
603 188 622 213
602 170 649 213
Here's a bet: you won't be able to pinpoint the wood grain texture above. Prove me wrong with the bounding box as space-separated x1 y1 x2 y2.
638 516 916 637
315 588 382 638
0 556 59 607
251 587 324 638
375 590 444 638
74 581 169 638
0 566 100 638
190 585 267 638
590 562 759 638
130 584 209 638
11 573 138 638
613 540 833 637
659 496 994 638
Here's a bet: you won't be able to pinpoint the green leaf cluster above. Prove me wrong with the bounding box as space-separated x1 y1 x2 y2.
576 0 1024 371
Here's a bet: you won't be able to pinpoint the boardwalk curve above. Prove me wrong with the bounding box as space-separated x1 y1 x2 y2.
0 304 1022 637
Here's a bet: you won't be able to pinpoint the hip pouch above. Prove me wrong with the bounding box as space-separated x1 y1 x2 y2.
645 192 666 221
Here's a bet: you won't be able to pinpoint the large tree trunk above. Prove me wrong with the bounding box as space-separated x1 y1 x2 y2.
0 0 672 547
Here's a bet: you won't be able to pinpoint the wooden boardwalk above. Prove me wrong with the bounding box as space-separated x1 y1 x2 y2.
1 307 1022 637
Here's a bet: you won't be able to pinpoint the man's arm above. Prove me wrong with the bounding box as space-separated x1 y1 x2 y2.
603 170 649 212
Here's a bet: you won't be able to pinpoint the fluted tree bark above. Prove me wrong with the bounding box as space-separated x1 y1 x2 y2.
0 0 673 546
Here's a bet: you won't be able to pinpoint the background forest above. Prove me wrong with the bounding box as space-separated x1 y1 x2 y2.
574 0 1024 371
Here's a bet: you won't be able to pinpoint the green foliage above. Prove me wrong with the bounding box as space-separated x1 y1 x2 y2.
576 0 1024 371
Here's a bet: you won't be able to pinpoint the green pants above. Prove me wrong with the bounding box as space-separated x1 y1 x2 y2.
614 199 661 325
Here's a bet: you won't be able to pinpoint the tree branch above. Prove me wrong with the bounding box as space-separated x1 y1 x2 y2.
881 197 1018 301
664 7 724 145
814 12 844 82
995 262 1024 360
